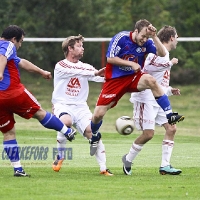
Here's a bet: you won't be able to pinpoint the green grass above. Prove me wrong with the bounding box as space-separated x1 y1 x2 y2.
0 132 200 200
1 73 200 199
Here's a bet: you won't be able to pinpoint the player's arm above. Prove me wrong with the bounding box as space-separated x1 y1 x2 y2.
147 24 166 57
19 58 52 79
151 35 166 57
107 57 141 72
0 54 7 81
55 62 103 78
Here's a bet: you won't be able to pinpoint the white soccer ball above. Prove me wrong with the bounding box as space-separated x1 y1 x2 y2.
115 116 134 135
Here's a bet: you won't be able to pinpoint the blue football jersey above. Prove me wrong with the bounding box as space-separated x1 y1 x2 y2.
0 40 21 91
105 31 157 79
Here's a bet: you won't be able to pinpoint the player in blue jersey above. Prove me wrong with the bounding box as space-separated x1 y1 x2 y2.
0 25 76 177
89 19 184 155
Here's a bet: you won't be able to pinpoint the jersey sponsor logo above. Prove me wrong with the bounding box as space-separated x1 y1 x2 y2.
67 78 81 89
0 120 10 128
102 94 116 98
66 78 81 96
119 66 132 71
163 70 170 80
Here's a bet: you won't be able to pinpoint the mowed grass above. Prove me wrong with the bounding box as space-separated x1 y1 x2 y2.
0 74 200 200
0 132 200 200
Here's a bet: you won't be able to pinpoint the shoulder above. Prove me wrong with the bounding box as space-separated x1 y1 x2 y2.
112 31 130 41
145 38 154 46
0 40 16 58
79 61 95 70
0 40 14 49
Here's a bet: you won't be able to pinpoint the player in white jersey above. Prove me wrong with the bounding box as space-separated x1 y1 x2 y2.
122 25 182 175
52 35 113 176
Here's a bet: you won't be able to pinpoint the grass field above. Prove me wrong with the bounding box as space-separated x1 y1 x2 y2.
0 74 200 200
1 132 200 200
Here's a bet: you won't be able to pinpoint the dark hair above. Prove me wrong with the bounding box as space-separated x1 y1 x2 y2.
134 19 151 33
1 25 25 42
157 25 177 43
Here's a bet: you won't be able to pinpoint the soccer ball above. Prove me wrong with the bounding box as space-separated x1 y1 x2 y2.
115 116 134 135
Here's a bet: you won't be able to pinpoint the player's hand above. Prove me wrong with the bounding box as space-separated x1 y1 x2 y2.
131 63 141 73
171 88 180 95
171 58 178 65
42 70 52 79
147 24 157 37
95 67 105 77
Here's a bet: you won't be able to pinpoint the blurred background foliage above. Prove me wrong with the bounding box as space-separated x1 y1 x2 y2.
0 0 200 84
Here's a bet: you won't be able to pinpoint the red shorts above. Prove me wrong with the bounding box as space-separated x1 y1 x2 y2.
97 72 145 108
0 88 41 133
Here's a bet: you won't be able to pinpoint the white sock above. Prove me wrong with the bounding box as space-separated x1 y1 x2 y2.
95 140 107 172
126 143 143 162
11 161 22 168
161 140 174 167
57 132 67 160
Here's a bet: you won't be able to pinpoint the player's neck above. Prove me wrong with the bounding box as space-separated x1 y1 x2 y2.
66 56 79 63
163 43 171 52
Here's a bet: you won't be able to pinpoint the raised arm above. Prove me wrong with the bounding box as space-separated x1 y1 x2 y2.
147 24 166 57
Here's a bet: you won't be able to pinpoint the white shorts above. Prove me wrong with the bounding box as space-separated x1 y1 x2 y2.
53 103 92 136
133 101 168 131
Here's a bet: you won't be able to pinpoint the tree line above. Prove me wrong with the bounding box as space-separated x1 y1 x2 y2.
1 0 200 84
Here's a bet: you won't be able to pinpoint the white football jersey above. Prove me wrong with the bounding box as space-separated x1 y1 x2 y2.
130 46 173 106
52 58 104 105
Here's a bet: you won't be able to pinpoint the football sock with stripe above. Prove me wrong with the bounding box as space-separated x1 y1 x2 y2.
155 94 172 118
40 111 71 135
3 139 23 172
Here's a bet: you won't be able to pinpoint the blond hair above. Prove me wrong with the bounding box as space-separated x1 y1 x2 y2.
62 34 84 56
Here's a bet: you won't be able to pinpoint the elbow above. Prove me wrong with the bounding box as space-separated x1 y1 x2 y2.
107 57 115 64
107 57 112 63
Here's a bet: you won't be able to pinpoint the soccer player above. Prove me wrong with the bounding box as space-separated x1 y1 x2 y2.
122 25 182 175
51 35 113 176
0 25 76 177
90 19 184 148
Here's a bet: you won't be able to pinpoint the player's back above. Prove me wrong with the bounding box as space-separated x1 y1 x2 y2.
0 40 24 99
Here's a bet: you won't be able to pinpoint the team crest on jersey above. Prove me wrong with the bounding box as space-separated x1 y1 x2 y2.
136 47 142 53
136 47 146 53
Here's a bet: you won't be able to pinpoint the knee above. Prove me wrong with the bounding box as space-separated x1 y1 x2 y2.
143 130 154 141
3 129 16 140
144 74 157 88
93 108 105 122
84 131 92 139
34 108 46 120
166 125 177 136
